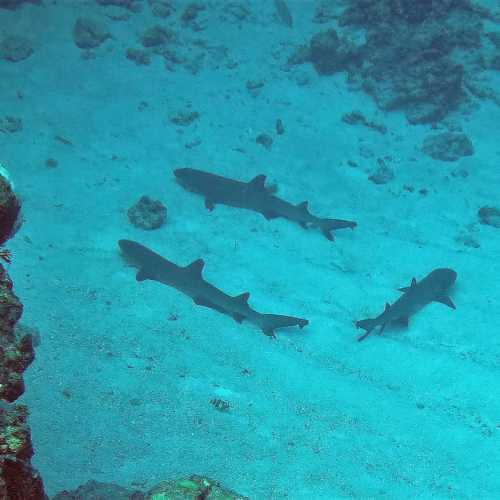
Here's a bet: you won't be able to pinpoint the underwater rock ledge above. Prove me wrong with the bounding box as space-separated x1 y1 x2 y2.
0 171 47 498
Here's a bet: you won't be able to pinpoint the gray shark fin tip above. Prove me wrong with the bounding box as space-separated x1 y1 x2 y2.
136 268 149 281
249 174 267 190
186 258 204 276
399 278 417 293
234 292 250 304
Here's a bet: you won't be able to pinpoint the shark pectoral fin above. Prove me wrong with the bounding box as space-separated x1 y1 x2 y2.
435 295 456 309
233 292 250 305
136 268 151 281
321 228 335 241
233 313 245 323
249 174 267 191
262 211 279 220
185 259 205 278
204 198 215 211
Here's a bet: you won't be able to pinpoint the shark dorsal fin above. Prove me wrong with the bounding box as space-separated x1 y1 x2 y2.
398 278 417 293
297 201 309 213
185 258 204 277
234 292 250 304
249 175 267 191
384 302 391 312
136 268 151 282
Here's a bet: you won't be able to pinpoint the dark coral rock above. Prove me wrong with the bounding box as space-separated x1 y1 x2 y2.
73 17 111 49
0 116 23 133
146 475 248 499
0 35 33 62
149 0 174 18
313 0 339 23
336 0 484 123
0 454 46 500
478 206 500 228
274 0 293 28
169 110 199 126
246 79 265 97
0 270 36 403
52 480 141 499
422 132 474 161
0 175 21 246
0 0 41 9
310 29 355 75
181 2 205 23
256 133 273 150
126 48 151 65
342 111 387 134
368 159 394 184
140 25 173 47
128 196 167 230
0 266 46 498
96 0 141 11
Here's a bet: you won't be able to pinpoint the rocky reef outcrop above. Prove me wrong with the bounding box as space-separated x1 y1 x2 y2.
290 0 489 124
0 170 46 499
52 474 248 499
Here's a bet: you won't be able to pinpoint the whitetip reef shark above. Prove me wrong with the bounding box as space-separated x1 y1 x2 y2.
119 239 308 337
174 168 357 241
355 268 457 342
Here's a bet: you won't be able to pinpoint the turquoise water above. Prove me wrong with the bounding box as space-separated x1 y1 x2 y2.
2 0 500 497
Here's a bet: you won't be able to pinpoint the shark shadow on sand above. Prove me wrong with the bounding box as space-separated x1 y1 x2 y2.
355 268 457 342
119 239 308 337
174 168 356 241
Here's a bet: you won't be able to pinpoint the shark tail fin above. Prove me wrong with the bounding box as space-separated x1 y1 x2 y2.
320 218 357 241
260 314 308 338
355 318 379 342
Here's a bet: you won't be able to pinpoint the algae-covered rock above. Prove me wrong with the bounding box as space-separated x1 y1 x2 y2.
146 475 248 500
0 163 21 245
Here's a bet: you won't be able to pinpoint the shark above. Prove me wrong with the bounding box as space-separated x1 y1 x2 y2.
119 239 308 337
355 268 457 342
174 168 356 241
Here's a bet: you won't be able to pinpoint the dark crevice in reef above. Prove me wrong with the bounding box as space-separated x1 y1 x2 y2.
1 172 47 499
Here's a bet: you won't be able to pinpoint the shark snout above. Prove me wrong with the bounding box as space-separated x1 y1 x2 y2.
436 268 457 287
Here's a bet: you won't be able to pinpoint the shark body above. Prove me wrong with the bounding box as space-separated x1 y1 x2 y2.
356 268 457 342
174 168 356 241
119 239 308 337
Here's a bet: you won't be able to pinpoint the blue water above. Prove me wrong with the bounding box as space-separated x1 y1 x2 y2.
2 0 500 497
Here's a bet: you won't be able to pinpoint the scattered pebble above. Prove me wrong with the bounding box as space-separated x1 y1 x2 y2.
0 35 33 62
368 159 394 185
276 119 285 135
478 206 500 228
256 133 273 151
0 116 22 133
169 110 200 126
